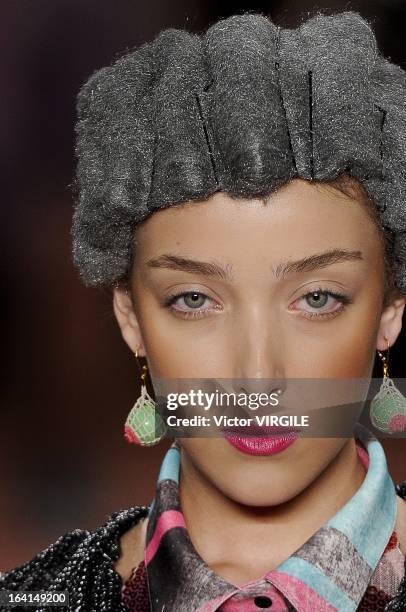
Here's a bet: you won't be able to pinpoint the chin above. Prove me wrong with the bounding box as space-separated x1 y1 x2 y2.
216 476 306 508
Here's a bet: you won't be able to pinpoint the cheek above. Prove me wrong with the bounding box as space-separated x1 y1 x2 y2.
134 293 215 378
286 303 381 378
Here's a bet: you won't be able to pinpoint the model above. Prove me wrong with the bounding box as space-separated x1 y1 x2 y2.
1 10 406 612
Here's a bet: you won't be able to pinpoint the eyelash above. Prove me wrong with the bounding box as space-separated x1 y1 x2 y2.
163 287 353 321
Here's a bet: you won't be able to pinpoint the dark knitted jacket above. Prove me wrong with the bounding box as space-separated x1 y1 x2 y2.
1 484 406 612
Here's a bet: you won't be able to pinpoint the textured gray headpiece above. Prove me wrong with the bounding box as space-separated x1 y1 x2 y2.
72 10 406 290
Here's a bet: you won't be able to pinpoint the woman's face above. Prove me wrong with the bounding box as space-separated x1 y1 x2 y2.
114 178 405 506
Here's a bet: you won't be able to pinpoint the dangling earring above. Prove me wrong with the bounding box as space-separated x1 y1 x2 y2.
369 338 406 434
123 348 167 446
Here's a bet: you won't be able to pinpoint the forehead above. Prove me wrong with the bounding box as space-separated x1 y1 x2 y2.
134 179 381 265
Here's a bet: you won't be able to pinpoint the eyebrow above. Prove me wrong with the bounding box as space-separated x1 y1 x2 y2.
145 249 363 281
272 248 364 279
146 254 233 281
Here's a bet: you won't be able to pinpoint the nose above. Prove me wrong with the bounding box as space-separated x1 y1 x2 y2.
238 379 285 397
227 305 285 398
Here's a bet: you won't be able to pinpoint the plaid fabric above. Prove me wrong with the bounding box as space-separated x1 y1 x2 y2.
122 425 405 611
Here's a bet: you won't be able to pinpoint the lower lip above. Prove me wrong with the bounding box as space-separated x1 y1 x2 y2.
223 431 299 456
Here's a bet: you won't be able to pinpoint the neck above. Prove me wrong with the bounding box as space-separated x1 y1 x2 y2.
178 438 366 581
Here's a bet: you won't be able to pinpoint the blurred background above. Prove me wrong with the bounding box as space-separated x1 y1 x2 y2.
1 0 406 570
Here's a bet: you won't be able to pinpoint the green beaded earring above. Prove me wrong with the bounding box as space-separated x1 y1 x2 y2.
370 339 406 434
124 348 167 446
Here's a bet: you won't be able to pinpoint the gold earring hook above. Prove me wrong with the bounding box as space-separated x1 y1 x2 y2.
377 338 390 379
135 348 148 382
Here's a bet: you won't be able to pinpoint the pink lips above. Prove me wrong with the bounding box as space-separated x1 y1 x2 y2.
222 426 299 456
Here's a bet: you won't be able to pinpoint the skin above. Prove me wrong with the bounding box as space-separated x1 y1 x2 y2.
112 178 406 585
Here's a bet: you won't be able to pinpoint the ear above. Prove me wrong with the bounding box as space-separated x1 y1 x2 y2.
376 296 406 351
112 285 146 356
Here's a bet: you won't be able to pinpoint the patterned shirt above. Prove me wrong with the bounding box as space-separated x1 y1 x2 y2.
122 425 405 611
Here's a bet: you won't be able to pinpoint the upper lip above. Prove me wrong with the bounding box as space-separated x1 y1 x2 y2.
221 425 300 436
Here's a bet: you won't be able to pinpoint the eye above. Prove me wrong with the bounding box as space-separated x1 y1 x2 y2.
163 291 220 319
289 287 352 320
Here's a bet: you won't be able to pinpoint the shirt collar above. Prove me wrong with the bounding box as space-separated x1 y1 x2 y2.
144 424 397 611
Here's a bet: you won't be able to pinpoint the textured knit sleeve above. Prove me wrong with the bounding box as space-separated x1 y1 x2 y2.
0 529 89 591
0 506 150 612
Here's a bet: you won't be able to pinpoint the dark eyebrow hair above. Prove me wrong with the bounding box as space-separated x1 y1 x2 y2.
146 254 233 281
145 249 363 281
272 249 364 279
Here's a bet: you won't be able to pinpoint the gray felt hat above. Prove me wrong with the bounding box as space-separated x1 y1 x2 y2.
72 10 406 291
